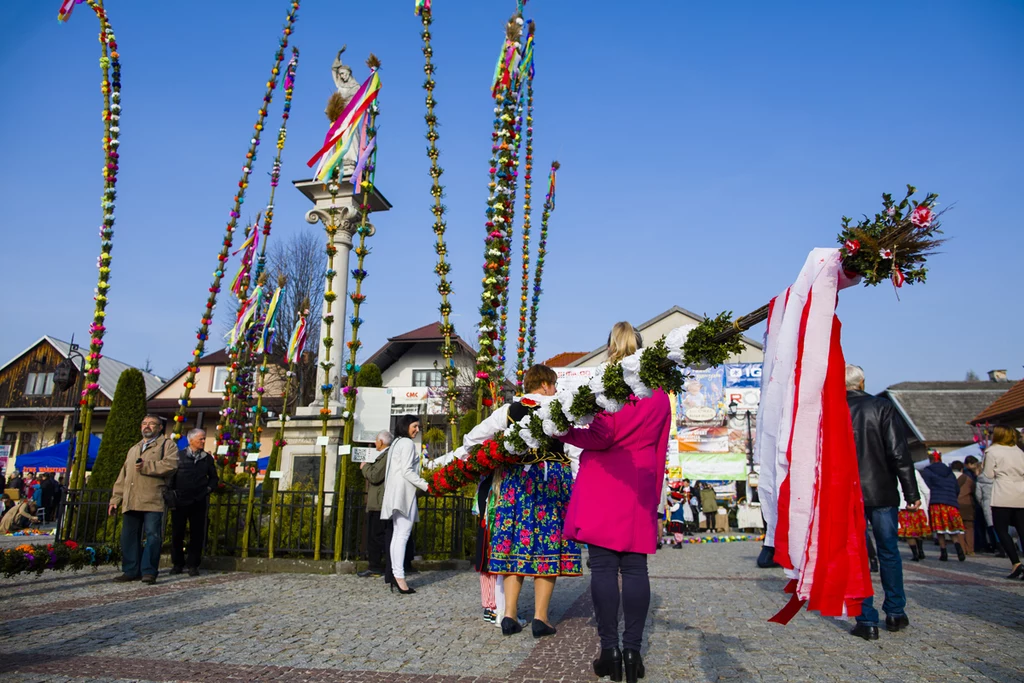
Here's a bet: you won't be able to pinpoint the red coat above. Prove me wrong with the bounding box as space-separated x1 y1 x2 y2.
560 390 672 554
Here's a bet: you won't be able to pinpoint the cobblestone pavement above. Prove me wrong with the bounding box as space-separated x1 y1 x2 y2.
1 540 1022 682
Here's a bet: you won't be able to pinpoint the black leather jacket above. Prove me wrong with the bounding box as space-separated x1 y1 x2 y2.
847 390 919 508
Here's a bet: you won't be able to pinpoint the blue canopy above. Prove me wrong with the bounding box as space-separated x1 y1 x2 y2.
16 435 102 472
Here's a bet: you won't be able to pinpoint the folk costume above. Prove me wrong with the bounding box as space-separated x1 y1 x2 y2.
488 396 582 577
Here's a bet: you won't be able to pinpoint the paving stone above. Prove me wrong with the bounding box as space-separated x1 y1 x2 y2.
1 541 1022 682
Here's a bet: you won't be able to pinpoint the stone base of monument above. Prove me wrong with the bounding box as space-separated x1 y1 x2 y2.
267 403 346 491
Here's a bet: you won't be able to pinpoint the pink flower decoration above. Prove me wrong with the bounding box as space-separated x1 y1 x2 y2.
910 204 934 229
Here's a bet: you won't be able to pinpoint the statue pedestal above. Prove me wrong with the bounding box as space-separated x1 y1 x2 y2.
267 410 345 491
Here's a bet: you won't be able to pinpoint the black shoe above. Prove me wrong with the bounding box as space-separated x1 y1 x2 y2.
389 582 416 594
910 545 920 562
672 542 683 549
757 545 781 568
955 543 966 562
1007 564 1024 580
623 648 645 683
532 619 557 638
501 616 523 636
169 566 184 575
357 569 383 578
140 575 156 585
112 574 139 583
995 550 1006 559
593 647 623 682
939 548 948 562
917 544 926 560
885 614 909 632
850 623 879 640
869 557 879 573
187 567 200 577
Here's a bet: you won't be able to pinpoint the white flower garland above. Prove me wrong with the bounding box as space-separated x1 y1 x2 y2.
501 325 696 454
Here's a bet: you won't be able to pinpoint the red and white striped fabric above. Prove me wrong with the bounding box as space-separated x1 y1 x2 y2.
755 248 872 623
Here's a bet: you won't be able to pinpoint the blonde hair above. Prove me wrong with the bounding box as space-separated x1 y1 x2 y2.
991 425 1020 448
607 322 642 363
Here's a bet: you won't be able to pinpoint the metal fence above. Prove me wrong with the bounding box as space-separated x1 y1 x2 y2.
59 486 474 562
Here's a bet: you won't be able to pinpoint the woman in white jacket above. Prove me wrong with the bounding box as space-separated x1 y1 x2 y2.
380 414 428 594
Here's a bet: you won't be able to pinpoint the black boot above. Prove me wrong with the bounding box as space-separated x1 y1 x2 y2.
592 647 622 682
955 543 966 562
939 547 948 562
916 541 925 560
757 545 780 568
910 544 920 561
623 648 645 683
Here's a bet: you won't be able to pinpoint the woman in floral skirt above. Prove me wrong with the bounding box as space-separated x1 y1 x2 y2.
921 451 967 561
488 364 582 637
898 468 931 560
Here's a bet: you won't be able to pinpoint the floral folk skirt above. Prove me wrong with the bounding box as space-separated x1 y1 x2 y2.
928 503 964 536
488 462 582 577
898 509 931 538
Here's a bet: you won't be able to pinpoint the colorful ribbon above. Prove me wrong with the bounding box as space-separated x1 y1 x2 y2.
414 0 431 15
257 286 284 354
230 285 264 345
286 314 308 365
57 0 84 22
307 71 381 174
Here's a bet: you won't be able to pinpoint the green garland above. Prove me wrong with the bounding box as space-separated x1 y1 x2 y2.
525 161 557 368
418 3 460 439
681 313 747 369
475 15 524 413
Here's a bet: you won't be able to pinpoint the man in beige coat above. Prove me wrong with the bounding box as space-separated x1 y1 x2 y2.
108 415 178 584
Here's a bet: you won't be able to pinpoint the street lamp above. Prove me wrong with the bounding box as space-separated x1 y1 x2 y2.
728 399 756 502
54 336 86 537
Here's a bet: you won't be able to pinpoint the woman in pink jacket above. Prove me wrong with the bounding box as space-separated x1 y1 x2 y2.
559 322 672 683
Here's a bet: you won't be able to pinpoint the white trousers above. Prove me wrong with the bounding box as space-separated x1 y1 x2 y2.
390 511 414 580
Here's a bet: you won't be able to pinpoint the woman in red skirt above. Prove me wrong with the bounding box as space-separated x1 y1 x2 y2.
898 469 931 560
921 451 967 561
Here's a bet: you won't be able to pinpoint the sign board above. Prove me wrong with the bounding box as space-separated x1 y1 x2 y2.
351 446 380 463
553 367 596 393
0 445 10 474
678 426 729 453
725 363 763 388
678 367 725 425
353 387 393 443
675 451 748 481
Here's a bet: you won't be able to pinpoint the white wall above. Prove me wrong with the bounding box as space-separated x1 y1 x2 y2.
379 342 475 387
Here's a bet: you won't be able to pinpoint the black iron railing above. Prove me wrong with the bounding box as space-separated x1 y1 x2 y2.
59 486 474 562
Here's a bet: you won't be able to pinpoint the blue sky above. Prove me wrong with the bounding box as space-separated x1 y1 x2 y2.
0 0 1021 393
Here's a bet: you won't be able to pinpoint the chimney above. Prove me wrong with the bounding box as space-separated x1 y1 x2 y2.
987 369 1008 382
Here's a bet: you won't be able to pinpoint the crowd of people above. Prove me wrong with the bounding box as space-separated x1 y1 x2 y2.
845 364 1024 641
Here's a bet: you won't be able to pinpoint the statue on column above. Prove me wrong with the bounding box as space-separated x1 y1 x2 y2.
326 45 362 177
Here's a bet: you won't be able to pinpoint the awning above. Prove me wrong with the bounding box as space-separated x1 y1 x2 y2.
15 435 102 472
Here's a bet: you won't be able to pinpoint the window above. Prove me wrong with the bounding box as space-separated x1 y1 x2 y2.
25 372 55 396
411 370 442 388
18 432 38 456
211 367 230 393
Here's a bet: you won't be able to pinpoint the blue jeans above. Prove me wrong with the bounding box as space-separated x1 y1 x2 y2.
857 506 905 625
121 511 165 578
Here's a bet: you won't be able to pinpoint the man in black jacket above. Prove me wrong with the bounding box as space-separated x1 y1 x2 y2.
169 428 219 577
846 364 920 641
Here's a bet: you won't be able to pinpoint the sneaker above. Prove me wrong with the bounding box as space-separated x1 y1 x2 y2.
483 609 496 624
141 575 156 585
